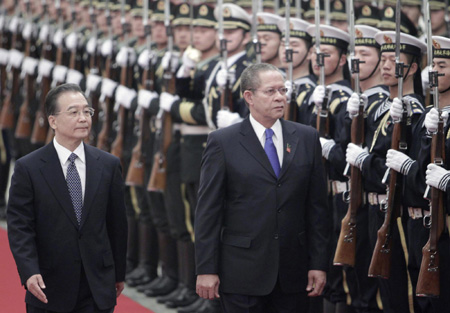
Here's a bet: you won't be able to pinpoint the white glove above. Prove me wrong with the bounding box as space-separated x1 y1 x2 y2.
137 49 156 69
86 37 98 55
421 67 429 95
216 110 242 128
159 92 179 112
100 78 118 98
390 97 403 122
8 16 19 33
115 85 137 109
101 39 113 57
346 93 361 117
319 137 336 159
426 163 450 191
424 108 449 133
138 89 159 109
116 46 137 67
8 49 23 69
216 67 236 88
39 24 50 43
285 80 293 101
52 65 68 83
0 48 8 66
22 22 33 41
66 69 84 85
346 143 369 170
38 59 54 78
182 46 200 69
161 51 180 71
22 57 39 76
65 32 78 50
53 28 64 46
312 85 325 108
385 149 415 175
86 73 102 92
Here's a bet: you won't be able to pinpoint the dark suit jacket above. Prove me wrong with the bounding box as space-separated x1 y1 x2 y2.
195 117 330 296
7 143 127 312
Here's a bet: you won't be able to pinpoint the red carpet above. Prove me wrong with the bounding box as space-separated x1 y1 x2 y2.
0 227 154 313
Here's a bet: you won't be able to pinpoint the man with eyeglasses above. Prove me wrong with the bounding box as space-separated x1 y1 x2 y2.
7 83 128 313
195 63 330 312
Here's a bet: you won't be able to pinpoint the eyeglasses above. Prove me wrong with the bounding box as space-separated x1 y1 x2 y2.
54 108 95 118
250 87 288 97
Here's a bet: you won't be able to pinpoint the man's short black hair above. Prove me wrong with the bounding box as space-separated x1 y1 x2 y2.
45 83 89 118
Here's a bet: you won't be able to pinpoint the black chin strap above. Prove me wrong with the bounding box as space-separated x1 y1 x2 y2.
360 58 381 82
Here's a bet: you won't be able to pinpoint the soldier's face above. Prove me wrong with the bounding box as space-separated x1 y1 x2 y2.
401 5 421 24
258 31 281 63
355 46 380 81
219 28 249 55
131 16 145 38
431 9 446 33
279 37 310 69
311 45 344 76
151 21 168 45
174 25 191 51
193 26 216 52
432 58 450 93
380 52 412 86
331 20 348 32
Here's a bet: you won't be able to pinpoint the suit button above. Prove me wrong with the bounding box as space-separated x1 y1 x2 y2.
274 233 279 239
277 183 281 187
277 209 281 213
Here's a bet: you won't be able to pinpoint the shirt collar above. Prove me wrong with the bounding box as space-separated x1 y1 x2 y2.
249 114 282 142
53 138 86 165
226 51 246 68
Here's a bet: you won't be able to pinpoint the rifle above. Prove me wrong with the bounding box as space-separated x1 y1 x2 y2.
96 0 119 152
0 3 11 106
31 0 53 145
251 0 261 64
334 0 365 267
15 0 36 139
416 4 446 297
0 8 24 130
126 1 153 187
217 0 233 111
85 0 101 146
283 0 298 122
314 0 332 138
45 0 68 144
110 0 132 169
147 0 175 192
368 2 408 278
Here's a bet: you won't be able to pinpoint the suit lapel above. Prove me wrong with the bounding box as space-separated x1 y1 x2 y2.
79 145 103 229
279 120 299 179
239 118 278 178
39 143 80 229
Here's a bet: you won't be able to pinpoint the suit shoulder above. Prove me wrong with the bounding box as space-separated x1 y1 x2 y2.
285 120 319 137
86 145 120 165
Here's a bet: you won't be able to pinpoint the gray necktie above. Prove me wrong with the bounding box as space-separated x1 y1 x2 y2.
66 153 82 224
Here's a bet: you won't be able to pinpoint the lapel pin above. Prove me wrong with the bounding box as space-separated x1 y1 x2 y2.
286 143 291 153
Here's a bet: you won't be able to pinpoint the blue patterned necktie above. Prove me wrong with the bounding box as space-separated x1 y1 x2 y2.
264 128 280 177
66 153 82 225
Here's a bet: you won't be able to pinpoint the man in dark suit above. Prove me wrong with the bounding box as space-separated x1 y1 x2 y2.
7 83 128 313
195 63 330 312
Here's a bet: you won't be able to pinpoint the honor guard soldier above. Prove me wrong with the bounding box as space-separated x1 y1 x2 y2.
330 0 348 32
307 24 353 313
277 17 317 125
396 35 450 313
346 27 426 313
256 12 282 68
303 0 325 24
378 5 419 37
355 4 381 27
428 0 449 37
400 0 423 37
207 3 252 130
344 25 389 313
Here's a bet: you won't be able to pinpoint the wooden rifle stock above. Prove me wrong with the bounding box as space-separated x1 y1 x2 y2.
31 59 52 144
284 89 298 122
334 103 364 267
110 60 133 168
220 81 233 111
0 28 23 130
416 119 445 297
147 67 175 192
126 66 154 186
316 87 332 138
368 121 404 279
97 57 118 152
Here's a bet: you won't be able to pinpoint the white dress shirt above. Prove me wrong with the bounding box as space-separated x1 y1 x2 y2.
249 115 284 167
53 138 86 203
